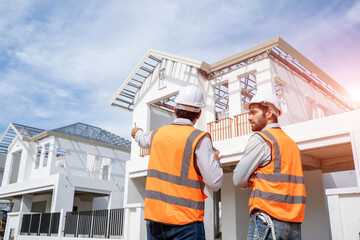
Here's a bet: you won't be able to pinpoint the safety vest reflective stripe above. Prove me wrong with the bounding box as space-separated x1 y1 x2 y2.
256 173 304 184
250 189 306 204
179 129 204 177
145 190 205 210
150 128 159 145
147 169 205 189
261 130 282 173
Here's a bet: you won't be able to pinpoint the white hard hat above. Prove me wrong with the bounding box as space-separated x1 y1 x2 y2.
174 85 205 112
243 91 282 116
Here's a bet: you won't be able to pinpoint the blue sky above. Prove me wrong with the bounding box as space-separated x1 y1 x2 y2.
0 0 360 140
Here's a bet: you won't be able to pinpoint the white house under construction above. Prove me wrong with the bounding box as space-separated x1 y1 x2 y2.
0 122 131 240
110 37 360 240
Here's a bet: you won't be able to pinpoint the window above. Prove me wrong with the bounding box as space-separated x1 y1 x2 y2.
240 72 257 109
274 78 286 113
214 82 229 120
55 149 66 167
43 144 50 167
158 59 167 89
100 157 111 180
274 79 285 96
159 68 165 79
149 94 177 130
35 146 42 169
305 96 315 120
316 104 328 118
86 154 96 172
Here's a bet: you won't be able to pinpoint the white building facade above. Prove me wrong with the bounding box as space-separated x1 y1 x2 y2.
110 37 360 240
0 123 130 240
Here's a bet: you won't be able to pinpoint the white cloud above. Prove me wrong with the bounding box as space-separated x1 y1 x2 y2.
346 1 360 23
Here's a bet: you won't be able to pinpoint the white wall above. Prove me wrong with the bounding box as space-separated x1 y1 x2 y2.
270 59 345 126
326 187 360 239
51 137 128 188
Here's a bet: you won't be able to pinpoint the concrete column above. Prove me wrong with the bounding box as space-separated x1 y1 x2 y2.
51 175 75 212
302 170 330 240
326 194 344 239
19 194 33 213
235 187 252 239
350 130 360 187
108 190 122 209
123 205 146 240
221 173 237 240
204 188 214 240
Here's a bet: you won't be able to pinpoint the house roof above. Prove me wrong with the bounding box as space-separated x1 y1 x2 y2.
0 123 45 154
0 122 131 154
109 49 210 111
50 122 131 150
110 37 357 112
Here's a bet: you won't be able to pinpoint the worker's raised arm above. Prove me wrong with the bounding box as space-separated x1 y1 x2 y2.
132 127 153 149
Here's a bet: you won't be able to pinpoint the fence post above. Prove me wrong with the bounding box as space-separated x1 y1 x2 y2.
58 209 65 239
28 214 32 235
89 210 94 238
75 211 80 237
106 209 111 238
38 213 42 236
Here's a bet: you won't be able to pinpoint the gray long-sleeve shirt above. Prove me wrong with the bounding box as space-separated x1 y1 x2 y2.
135 118 223 192
233 123 280 188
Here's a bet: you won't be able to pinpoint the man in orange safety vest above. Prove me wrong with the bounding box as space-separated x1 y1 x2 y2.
233 91 306 240
132 85 223 240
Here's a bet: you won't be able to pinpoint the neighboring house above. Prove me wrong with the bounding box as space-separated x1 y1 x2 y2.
0 154 6 186
0 154 9 239
0 122 130 240
110 37 360 240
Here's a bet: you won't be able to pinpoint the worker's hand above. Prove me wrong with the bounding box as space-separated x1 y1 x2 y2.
131 127 143 139
213 148 223 166
247 171 257 187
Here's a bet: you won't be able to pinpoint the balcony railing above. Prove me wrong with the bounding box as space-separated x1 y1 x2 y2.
207 117 233 141
208 113 252 142
234 112 252 137
140 147 150 157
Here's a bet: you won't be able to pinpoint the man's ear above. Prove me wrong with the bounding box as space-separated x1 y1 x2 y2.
193 110 202 124
266 108 274 120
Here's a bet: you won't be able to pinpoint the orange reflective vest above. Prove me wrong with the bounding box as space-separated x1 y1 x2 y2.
249 128 306 223
145 124 208 225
